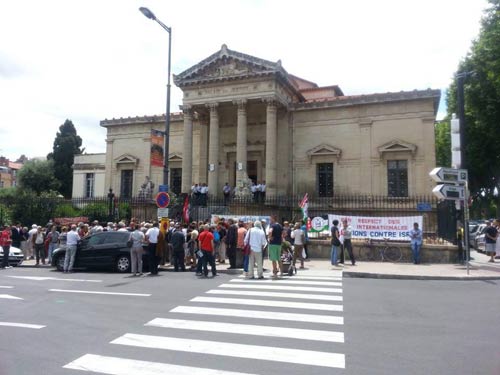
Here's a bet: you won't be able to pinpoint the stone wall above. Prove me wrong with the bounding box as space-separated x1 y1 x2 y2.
307 240 459 263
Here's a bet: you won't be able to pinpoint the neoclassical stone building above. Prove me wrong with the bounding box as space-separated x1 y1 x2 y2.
73 45 440 199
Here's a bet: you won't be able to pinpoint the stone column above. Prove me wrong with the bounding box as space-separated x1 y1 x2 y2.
236 99 248 183
265 99 278 197
181 106 193 194
207 103 219 196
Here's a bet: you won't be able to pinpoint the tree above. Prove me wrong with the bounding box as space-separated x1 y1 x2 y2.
47 119 83 197
15 154 29 164
435 119 451 168
17 159 60 195
447 0 500 197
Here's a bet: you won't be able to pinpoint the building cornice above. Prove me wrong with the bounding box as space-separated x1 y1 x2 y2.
292 89 441 114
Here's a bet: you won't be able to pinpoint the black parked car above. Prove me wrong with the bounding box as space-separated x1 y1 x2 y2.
51 231 138 273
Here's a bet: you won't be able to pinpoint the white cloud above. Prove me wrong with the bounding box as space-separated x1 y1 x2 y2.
0 0 488 160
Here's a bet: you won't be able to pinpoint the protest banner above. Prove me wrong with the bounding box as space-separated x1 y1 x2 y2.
211 214 271 227
328 214 422 241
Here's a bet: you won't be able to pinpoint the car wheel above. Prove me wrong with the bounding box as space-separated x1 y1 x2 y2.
56 255 65 271
116 255 131 273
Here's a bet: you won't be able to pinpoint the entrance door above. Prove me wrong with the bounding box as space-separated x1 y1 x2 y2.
248 160 258 183
170 168 182 194
120 170 133 199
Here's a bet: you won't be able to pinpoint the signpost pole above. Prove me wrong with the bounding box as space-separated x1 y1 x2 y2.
463 181 470 275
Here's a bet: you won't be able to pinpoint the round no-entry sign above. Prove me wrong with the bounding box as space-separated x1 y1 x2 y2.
155 192 170 208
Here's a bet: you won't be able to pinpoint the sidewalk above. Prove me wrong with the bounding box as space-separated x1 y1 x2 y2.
16 251 500 280
303 250 500 280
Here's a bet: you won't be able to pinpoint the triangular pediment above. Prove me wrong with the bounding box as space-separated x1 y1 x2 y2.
378 139 417 155
114 154 138 165
168 152 182 161
307 144 342 158
174 44 283 86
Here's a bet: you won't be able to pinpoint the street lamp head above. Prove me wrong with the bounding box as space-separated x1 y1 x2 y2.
139 7 156 21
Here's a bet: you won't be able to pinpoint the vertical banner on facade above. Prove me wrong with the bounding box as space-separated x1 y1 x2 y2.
150 129 164 167
328 214 423 241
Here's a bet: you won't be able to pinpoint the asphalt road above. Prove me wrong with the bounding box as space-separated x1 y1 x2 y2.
0 265 499 375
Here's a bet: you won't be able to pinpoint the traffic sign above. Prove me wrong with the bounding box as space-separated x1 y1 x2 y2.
429 167 468 184
157 208 169 218
159 184 169 192
155 192 170 208
432 184 465 201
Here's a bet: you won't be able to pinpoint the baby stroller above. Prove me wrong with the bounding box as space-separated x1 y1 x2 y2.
281 244 296 276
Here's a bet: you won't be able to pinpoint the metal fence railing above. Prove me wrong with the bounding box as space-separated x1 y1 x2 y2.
0 194 456 241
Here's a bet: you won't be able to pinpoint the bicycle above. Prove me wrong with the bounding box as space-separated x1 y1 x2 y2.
358 238 402 262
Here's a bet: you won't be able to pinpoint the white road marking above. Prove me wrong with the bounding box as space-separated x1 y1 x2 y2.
49 289 150 297
146 318 344 343
239 274 343 281
230 278 342 287
0 294 23 300
218 283 342 293
111 334 345 369
0 286 13 288
171 306 343 325
0 322 45 329
64 354 258 375
191 296 343 311
300 270 343 277
7 276 102 282
207 289 343 301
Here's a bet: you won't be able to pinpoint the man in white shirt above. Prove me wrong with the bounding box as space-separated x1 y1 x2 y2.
146 222 160 275
223 183 231 204
261 181 266 201
27 224 38 260
244 221 268 279
250 182 257 202
64 225 81 273
200 183 208 206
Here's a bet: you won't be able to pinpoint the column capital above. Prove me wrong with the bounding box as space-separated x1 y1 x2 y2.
233 99 247 111
263 97 278 107
180 105 192 116
206 102 219 112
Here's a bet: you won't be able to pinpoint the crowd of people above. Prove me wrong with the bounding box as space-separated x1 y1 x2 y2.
0 214 316 277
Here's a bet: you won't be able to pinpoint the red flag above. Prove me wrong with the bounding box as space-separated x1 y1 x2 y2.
183 195 190 223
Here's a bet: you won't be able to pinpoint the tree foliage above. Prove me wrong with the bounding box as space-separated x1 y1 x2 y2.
435 119 451 168
17 159 60 195
47 119 83 198
447 0 500 196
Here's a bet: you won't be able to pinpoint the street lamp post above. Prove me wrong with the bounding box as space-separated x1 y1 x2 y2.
139 7 172 191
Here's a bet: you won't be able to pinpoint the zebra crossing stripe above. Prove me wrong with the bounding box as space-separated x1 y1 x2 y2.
230 279 342 287
238 275 342 281
0 286 14 289
191 296 343 311
111 333 346 369
171 306 344 325
218 283 342 293
207 289 343 301
64 353 259 375
145 318 344 343
300 272 343 278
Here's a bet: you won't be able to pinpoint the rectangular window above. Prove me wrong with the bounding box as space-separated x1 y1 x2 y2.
387 160 408 197
85 173 95 198
170 168 182 195
317 163 334 197
120 170 133 199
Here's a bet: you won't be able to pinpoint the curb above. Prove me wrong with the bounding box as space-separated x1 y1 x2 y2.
343 271 500 281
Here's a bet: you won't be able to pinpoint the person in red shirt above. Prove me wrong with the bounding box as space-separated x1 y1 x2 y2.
1 224 13 269
198 224 217 277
